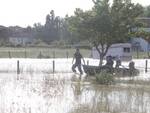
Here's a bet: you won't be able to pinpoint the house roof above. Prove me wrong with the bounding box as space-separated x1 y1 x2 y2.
93 43 131 50
137 17 150 27
110 43 131 48
11 32 33 38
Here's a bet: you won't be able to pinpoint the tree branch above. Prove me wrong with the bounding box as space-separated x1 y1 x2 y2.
103 44 111 57
92 0 96 4
93 41 101 55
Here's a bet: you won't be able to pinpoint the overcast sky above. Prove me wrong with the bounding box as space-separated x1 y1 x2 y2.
0 0 149 27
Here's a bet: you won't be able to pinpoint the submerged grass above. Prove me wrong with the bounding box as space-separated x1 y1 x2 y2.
96 71 114 85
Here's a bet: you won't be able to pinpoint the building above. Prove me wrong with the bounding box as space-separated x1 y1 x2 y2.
130 17 150 52
131 37 150 52
8 26 34 46
92 43 132 61
9 36 33 46
138 17 150 27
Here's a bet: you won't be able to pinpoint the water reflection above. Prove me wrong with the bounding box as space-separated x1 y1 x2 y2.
0 73 150 113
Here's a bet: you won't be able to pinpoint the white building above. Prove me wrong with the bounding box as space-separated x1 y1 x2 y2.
131 37 150 52
9 37 33 46
92 43 132 61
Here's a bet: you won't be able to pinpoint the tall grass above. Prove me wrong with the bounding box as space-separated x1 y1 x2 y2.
96 70 114 85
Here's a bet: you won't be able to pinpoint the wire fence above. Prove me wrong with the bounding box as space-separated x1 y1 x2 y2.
0 47 91 58
0 58 149 75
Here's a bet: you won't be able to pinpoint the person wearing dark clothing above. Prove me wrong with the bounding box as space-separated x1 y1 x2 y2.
105 56 114 68
115 57 121 68
129 61 135 76
72 48 85 75
105 55 114 73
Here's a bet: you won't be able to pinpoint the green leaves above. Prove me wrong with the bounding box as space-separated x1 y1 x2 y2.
66 0 143 65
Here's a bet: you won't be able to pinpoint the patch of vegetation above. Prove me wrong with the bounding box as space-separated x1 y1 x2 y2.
96 70 114 85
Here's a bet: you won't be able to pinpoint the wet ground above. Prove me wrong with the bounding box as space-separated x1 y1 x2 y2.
0 72 150 113
0 58 150 113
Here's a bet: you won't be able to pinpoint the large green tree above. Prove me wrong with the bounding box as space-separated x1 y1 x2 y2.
135 29 150 58
68 0 143 65
143 5 150 17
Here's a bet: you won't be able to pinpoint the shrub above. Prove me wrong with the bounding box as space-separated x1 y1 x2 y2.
96 70 114 85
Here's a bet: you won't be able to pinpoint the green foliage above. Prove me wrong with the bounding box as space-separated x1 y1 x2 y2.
96 70 114 85
34 10 71 43
143 5 150 17
67 0 143 66
0 26 10 40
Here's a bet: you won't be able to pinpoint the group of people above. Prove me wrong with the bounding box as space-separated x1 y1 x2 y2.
72 48 136 75
105 55 121 69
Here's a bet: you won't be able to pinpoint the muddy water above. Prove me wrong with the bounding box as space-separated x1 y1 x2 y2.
0 73 150 113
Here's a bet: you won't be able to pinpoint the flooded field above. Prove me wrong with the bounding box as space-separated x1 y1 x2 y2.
0 58 150 113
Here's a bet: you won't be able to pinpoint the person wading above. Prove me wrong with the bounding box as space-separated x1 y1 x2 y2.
72 48 85 75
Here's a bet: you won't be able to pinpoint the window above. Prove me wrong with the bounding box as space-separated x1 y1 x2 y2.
123 47 130 53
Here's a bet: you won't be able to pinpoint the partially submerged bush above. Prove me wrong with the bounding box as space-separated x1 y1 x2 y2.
96 70 114 85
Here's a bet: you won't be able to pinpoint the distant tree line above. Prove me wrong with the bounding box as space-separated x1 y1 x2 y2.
0 1 150 47
33 10 71 43
67 0 144 65
0 10 71 45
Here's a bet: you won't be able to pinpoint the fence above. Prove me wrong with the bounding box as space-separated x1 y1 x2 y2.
0 48 91 58
0 59 94 74
0 47 149 59
0 58 149 75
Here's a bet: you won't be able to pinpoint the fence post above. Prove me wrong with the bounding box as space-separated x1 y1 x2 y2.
53 60 55 73
136 47 139 59
17 60 20 74
145 60 148 73
8 51 11 58
39 51 42 59
53 51 55 59
87 60 89 65
25 50 27 58
66 51 69 59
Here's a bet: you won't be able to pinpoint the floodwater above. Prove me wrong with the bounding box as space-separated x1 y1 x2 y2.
0 58 150 113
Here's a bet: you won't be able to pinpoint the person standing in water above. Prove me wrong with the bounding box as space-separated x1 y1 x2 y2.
72 48 85 75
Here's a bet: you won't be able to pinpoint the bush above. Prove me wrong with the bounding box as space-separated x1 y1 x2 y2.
96 70 114 85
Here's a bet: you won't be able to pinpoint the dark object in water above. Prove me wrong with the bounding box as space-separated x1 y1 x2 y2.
83 65 139 76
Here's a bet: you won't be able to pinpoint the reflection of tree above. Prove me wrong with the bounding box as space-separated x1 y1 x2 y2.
69 81 150 113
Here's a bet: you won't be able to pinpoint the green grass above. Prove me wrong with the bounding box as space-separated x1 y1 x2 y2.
132 51 149 59
0 47 148 59
0 47 91 58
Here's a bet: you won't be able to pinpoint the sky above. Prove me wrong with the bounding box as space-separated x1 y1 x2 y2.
0 0 149 27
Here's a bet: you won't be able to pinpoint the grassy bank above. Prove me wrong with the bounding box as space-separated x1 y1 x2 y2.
0 47 91 58
0 47 149 59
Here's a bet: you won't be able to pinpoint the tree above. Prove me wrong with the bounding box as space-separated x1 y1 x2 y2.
33 23 44 40
135 29 150 58
33 10 66 43
0 26 10 39
143 5 150 17
44 10 62 42
0 26 11 45
59 15 71 43
68 0 143 66
66 8 87 43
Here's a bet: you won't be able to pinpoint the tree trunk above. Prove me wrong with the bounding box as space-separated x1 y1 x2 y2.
99 55 104 66
147 51 150 58
94 43 110 66
136 47 139 59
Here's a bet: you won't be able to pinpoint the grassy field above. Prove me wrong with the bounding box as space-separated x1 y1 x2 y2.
0 47 91 58
0 47 148 59
132 51 149 59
